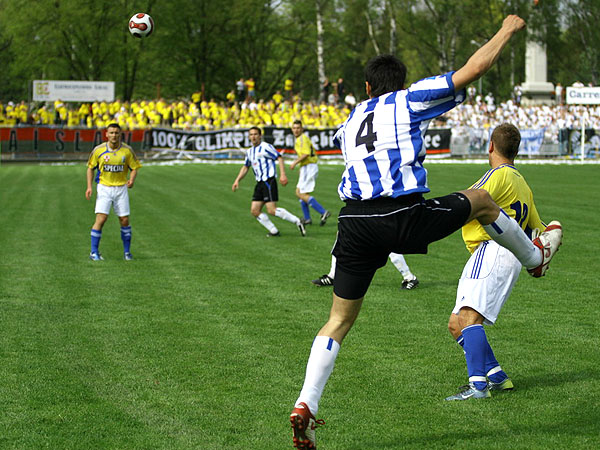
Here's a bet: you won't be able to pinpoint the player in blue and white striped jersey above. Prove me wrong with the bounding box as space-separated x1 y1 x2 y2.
232 127 305 237
335 71 463 201
291 16 563 448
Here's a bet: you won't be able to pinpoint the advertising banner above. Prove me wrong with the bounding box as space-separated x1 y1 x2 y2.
0 127 150 158
566 86 600 105
33 80 115 102
1 126 453 161
151 127 452 155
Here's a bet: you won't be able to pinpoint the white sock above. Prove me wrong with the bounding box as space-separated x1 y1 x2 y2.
482 210 542 268
295 336 341 415
328 255 336 279
275 207 300 225
256 213 278 234
389 253 414 280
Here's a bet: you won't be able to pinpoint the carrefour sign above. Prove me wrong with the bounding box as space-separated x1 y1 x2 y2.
33 80 115 102
566 86 600 105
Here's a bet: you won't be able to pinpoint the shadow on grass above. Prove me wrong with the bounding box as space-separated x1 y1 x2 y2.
511 367 600 391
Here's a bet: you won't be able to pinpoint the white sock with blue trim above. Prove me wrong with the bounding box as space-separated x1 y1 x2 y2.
295 335 340 415
482 210 541 268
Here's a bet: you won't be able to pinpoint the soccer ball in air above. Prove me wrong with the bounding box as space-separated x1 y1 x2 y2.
129 13 154 38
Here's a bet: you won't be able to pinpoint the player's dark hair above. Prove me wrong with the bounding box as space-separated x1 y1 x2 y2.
365 54 407 98
292 120 303 127
249 126 262 135
106 123 121 130
491 123 521 160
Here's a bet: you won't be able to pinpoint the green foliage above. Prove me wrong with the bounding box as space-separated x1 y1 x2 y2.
557 0 600 85
0 0 598 102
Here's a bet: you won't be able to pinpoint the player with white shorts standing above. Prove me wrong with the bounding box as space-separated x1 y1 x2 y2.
290 120 331 226
85 123 141 261
445 123 559 401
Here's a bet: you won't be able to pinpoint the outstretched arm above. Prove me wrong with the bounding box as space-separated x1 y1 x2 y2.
452 15 526 92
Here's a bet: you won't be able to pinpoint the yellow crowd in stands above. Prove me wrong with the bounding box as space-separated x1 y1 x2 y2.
0 94 352 130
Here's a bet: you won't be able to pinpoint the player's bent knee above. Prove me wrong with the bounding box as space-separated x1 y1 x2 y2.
463 189 499 224
457 306 485 329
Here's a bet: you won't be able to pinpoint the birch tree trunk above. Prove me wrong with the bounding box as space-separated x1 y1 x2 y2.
387 0 396 55
316 0 326 86
365 10 380 55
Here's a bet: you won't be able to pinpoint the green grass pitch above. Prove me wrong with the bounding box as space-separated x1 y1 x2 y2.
0 162 598 449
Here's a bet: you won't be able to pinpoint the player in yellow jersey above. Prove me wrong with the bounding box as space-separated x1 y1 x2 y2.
289 120 331 226
85 123 141 261
445 123 559 401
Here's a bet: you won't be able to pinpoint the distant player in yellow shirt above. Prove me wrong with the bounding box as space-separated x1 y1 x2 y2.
289 120 330 226
85 123 141 261
445 123 559 401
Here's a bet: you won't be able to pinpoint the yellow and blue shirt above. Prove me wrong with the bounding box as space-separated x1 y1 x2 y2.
462 163 544 254
87 142 141 187
294 133 317 166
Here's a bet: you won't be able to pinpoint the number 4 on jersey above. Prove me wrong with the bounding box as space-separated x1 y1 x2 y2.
356 112 377 153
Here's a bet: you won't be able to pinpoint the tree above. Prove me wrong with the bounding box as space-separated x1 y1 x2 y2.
0 0 597 104
560 0 600 85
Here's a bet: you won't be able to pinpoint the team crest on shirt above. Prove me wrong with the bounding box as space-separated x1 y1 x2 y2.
104 154 111 162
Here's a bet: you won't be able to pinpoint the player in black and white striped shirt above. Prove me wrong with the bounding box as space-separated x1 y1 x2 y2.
232 126 306 237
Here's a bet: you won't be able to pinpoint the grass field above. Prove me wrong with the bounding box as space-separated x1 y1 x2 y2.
0 161 598 449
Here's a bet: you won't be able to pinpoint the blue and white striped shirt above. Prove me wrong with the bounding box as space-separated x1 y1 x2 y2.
244 142 281 182
335 72 465 200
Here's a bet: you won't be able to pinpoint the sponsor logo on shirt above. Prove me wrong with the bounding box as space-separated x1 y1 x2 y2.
103 164 124 172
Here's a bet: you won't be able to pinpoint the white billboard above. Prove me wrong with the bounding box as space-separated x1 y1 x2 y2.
566 86 600 105
33 80 115 102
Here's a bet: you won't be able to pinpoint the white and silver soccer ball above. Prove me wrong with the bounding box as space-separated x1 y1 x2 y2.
128 13 154 38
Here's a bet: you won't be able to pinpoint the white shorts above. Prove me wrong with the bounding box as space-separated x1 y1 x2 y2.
452 240 521 325
95 183 130 217
297 163 318 194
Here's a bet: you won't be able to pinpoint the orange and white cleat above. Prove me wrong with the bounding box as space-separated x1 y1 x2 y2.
290 402 325 449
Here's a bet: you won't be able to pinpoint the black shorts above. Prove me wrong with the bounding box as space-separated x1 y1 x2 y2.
252 177 279 202
332 192 471 299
